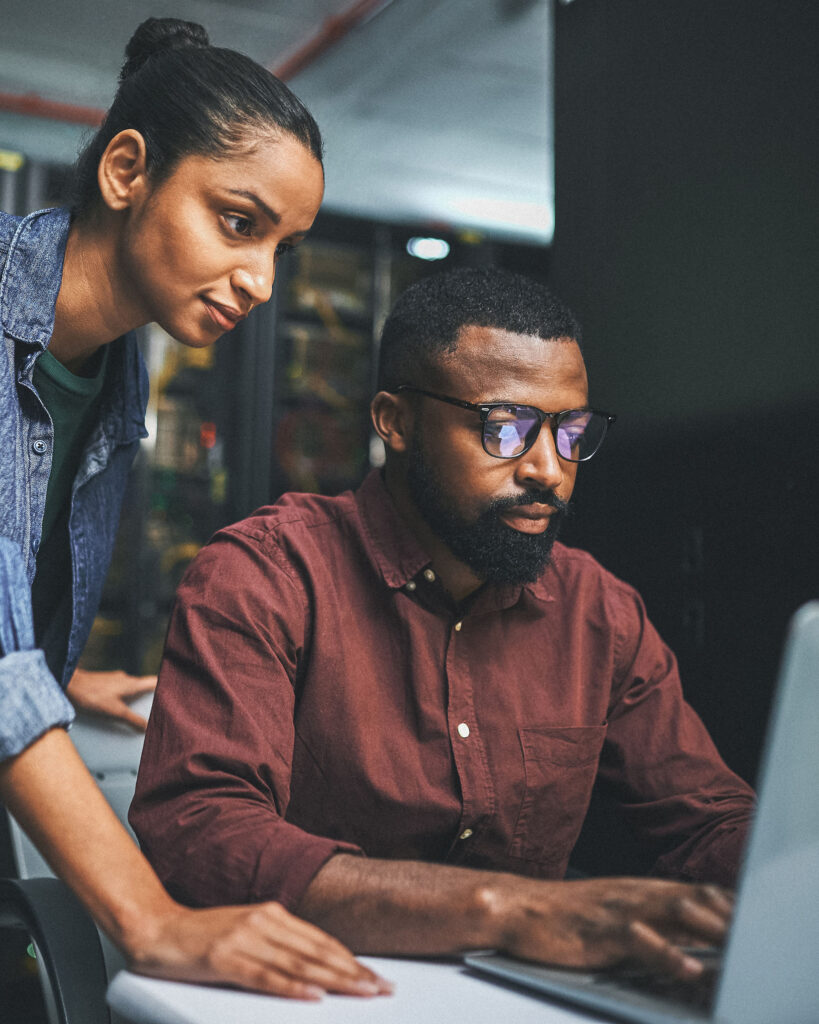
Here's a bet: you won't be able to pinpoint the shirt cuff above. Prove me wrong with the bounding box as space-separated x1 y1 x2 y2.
654 821 752 888
252 826 364 912
0 650 76 762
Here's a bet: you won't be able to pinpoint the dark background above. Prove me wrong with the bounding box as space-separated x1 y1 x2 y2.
550 0 818 872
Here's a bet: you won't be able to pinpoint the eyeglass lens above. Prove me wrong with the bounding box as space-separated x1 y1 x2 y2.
483 407 606 460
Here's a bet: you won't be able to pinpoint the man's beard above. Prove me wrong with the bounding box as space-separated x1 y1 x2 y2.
406 435 570 585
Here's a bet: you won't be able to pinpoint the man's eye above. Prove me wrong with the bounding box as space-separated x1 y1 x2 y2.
224 214 253 237
275 241 294 260
560 428 586 450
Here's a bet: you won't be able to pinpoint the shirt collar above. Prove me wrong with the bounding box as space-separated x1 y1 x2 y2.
97 335 150 448
356 469 431 589
354 469 557 610
0 207 71 349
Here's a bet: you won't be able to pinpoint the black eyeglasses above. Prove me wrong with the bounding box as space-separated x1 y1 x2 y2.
393 385 616 462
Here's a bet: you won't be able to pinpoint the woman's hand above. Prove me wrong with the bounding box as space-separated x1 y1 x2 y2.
67 668 157 730
130 900 393 1000
1 729 391 1002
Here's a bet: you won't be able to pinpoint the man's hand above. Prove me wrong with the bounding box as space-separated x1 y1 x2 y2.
490 876 733 979
67 668 157 730
130 900 393 1000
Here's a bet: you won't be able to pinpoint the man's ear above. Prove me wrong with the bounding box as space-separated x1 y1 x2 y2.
371 391 414 454
97 129 150 212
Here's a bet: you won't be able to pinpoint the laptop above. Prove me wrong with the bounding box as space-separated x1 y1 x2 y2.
465 601 819 1024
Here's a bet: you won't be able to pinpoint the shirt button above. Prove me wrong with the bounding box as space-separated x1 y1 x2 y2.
454 621 463 631
31 537 40 555
423 569 436 582
459 828 474 840
32 439 48 455
405 580 417 591
457 722 470 739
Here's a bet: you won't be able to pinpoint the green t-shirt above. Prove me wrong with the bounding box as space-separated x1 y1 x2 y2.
31 346 109 680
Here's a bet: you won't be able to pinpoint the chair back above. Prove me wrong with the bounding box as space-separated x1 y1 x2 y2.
3 691 154 1024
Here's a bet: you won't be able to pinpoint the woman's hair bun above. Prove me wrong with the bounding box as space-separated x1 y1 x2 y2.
119 17 209 82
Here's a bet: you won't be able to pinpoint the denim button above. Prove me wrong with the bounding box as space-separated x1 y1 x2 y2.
31 537 40 554
32 439 48 455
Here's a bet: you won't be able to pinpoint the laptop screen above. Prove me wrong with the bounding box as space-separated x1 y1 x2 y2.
715 601 819 1024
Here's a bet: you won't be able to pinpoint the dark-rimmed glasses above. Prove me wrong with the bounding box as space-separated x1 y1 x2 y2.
393 385 616 461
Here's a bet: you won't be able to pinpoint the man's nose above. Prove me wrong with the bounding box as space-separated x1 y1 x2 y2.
513 423 565 492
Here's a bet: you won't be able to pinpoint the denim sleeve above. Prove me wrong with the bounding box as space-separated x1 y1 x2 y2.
0 537 74 762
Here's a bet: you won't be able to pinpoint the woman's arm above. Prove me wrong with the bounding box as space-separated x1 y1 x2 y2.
0 728 390 999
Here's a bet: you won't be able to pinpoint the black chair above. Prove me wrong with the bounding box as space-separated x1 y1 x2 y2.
0 694 153 1024
0 877 109 1024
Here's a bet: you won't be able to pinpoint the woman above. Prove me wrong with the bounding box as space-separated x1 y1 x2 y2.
0 17 388 999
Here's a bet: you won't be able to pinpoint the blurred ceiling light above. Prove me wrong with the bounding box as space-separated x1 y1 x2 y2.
406 236 450 261
450 196 554 238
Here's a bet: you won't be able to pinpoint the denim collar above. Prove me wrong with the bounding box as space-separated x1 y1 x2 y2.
0 207 71 350
0 207 147 449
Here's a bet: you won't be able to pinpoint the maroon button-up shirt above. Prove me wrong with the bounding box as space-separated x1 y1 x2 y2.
131 470 754 911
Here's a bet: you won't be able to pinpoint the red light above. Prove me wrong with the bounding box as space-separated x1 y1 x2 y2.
199 422 217 449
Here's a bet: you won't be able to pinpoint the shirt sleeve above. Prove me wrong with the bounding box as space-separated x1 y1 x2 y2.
599 583 755 887
0 537 75 762
129 525 363 912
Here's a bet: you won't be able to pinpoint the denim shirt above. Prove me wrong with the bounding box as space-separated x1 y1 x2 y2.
0 207 148 760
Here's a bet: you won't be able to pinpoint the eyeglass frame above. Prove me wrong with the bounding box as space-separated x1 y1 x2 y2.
391 385 617 462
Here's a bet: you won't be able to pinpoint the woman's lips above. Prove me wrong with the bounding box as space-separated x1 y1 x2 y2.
498 505 554 534
203 300 243 332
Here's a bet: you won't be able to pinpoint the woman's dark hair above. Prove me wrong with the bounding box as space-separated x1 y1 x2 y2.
71 17 323 218
377 267 582 391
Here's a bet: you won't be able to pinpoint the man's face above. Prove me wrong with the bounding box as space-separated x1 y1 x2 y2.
405 326 588 584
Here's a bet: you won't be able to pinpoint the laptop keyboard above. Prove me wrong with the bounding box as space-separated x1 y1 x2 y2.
595 962 720 1013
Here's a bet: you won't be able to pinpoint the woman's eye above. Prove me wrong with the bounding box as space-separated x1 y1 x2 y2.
224 213 253 237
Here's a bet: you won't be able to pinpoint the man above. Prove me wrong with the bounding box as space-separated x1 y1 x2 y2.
132 268 754 979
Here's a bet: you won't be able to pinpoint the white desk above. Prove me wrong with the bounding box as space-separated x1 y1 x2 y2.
107 956 603 1024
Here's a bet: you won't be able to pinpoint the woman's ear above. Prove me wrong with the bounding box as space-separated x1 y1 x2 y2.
370 391 414 454
97 129 149 212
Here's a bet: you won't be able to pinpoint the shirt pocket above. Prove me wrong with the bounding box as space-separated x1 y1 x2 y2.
508 724 608 864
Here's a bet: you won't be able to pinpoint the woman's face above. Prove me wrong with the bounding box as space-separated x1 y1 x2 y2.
118 131 324 346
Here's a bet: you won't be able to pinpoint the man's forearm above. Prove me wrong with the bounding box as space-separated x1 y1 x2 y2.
298 852 736 980
298 853 515 955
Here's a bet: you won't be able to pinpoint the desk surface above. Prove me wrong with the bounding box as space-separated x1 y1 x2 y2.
107 956 603 1024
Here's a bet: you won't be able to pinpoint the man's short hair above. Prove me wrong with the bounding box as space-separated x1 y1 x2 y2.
377 267 582 391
